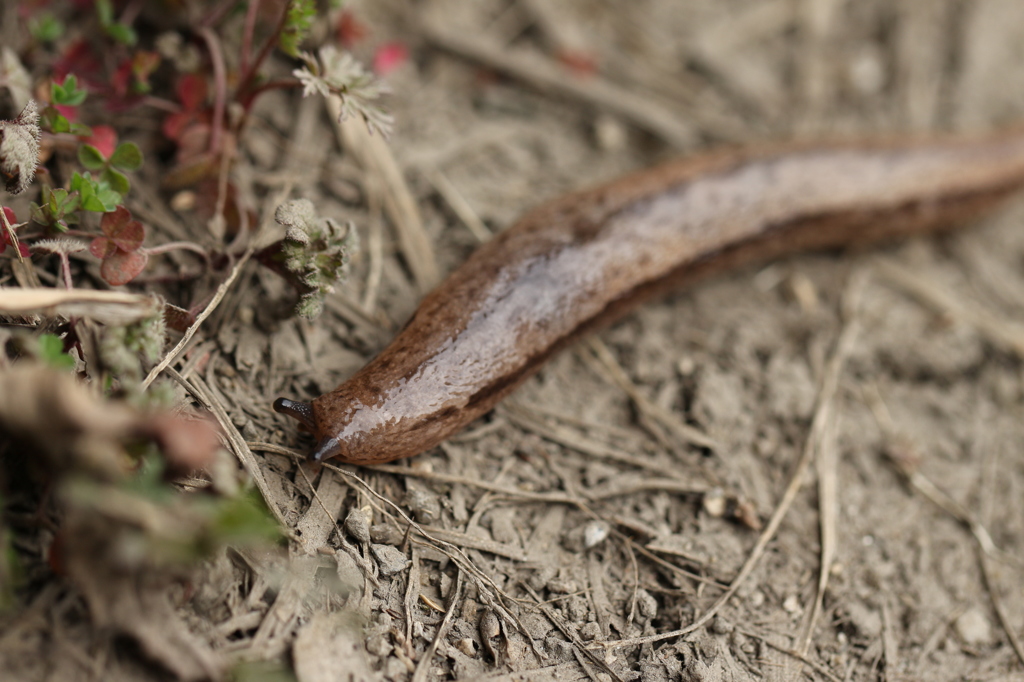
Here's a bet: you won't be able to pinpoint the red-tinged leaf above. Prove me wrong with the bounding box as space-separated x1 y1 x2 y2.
89 236 117 259
131 50 161 88
1 208 27 257
111 58 132 98
336 11 368 47
100 207 145 252
54 103 78 122
100 248 148 286
100 205 131 236
84 125 118 158
52 40 100 84
161 110 190 141
114 220 144 251
373 43 408 75
176 74 208 112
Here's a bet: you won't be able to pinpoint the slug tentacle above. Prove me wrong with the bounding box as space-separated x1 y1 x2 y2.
273 398 316 431
285 129 1024 465
310 437 341 462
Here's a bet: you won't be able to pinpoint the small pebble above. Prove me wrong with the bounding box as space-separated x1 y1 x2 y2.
703 488 726 517
370 524 404 546
544 635 574 661
365 633 392 657
404 489 441 524
344 507 371 543
710 616 733 635
455 638 476 657
594 114 627 151
371 544 411 576
546 578 577 594
955 607 992 646
566 595 590 622
563 520 610 552
843 601 881 639
583 520 610 549
636 589 658 619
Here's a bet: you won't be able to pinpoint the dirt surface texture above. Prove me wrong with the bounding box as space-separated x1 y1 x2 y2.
4 0 1024 681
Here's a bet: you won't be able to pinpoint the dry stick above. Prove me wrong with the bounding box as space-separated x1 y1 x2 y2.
0 203 26 264
799 374 840 655
247 443 587 505
520 583 625 682
508 400 651 441
583 338 721 451
247 442 725 587
733 627 843 682
424 169 493 243
404 546 421 659
418 16 695 149
411 570 464 682
977 442 1024 667
177 369 289 528
502 402 682 473
864 389 1022 570
621 538 641 628
600 271 865 651
142 183 294 390
866 390 1024 664
902 466 1024 664
361 181 385 312
0 289 161 325
292 463 380 588
617 533 728 590
874 258 1024 359
797 271 867 655
327 97 440 293
803 271 869 656
318 462 546 662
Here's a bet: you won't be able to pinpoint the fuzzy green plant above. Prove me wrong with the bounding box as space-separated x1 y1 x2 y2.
260 199 358 319
0 100 40 195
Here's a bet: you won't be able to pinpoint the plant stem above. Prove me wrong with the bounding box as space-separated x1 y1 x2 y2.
241 79 301 107
240 0 261 74
235 1 290 102
141 241 211 265
59 253 73 289
197 0 240 30
197 26 227 156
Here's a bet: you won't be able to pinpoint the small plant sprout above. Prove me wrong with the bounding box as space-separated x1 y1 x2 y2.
77 126 143 199
261 199 358 319
279 0 317 58
0 100 41 195
294 46 394 138
42 75 90 135
33 238 88 289
97 312 167 401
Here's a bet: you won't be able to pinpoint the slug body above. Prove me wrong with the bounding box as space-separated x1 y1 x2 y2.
275 131 1024 464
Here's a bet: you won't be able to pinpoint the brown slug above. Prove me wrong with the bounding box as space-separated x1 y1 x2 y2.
274 130 1024 464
